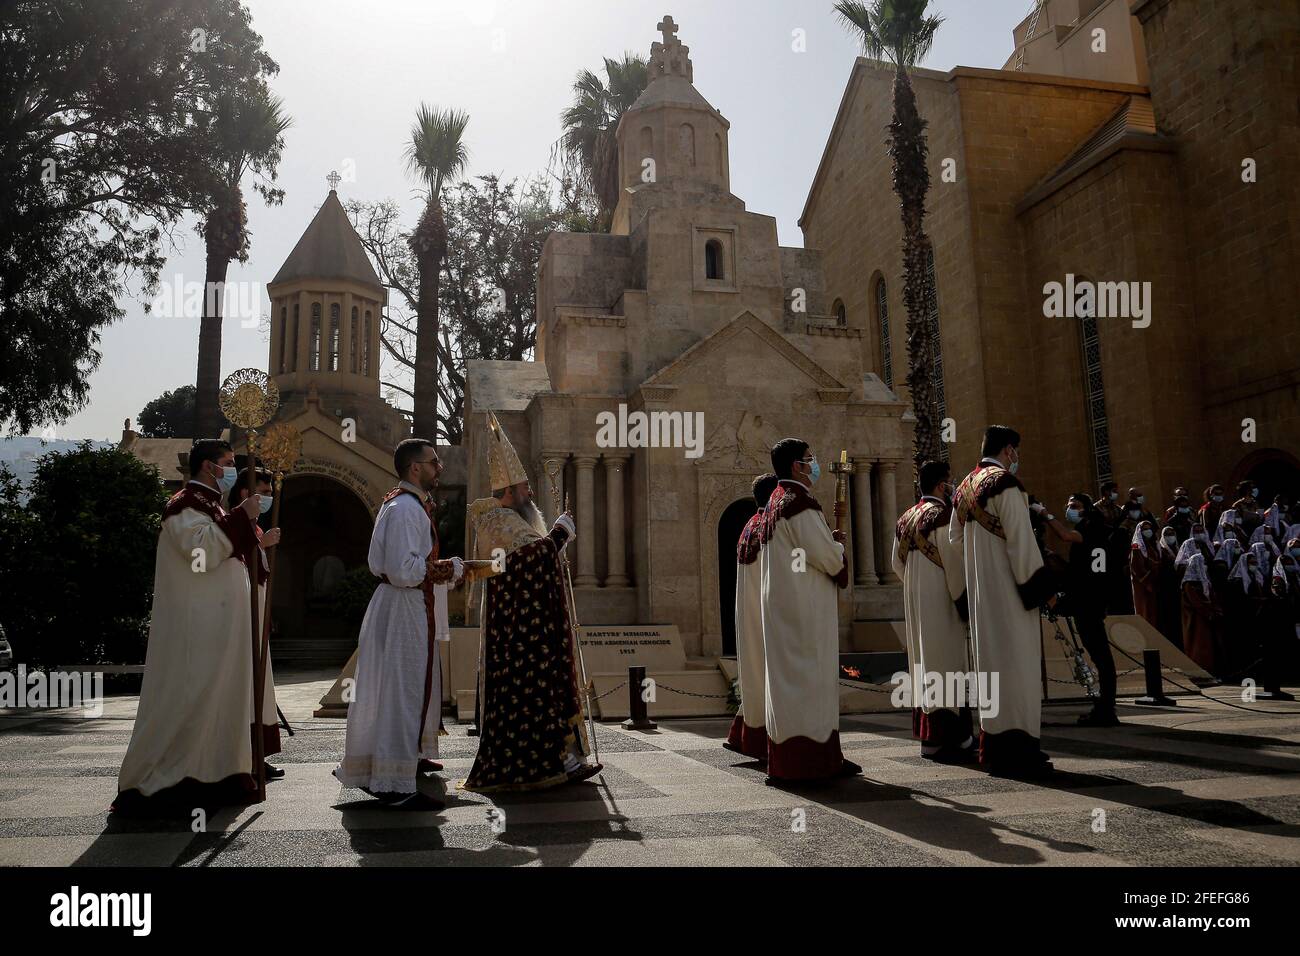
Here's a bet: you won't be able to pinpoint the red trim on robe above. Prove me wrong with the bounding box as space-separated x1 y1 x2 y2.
913 707 973 748
767 730 845 781
163 483 260 574
725 716 769 760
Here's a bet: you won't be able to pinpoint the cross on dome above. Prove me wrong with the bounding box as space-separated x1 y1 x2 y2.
326 170 341 192
649 13 692 82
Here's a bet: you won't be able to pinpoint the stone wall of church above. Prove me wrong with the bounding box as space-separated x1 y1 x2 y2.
1135 0 1300 484
1019 146 1198 511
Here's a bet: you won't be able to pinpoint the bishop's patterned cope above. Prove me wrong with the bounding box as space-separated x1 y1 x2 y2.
954 464 1023 541
895 499 951 570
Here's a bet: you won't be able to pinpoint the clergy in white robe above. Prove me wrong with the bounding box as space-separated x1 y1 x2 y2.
335 441 462 810
725 473 779 762
760 440 857 783
115 441 264 814
948 427 1058 777
891 460 975 761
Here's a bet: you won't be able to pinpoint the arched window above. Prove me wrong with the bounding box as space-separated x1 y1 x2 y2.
705 239 724 280
679 123 695 166
832 298 846 326
328 303 340 372
1077 279 1112 484
923 247 948 462
350 306 359 373
277 306 286 374
363 310 372 376
310 303 321 372
291 304 299 372
874 276 893 389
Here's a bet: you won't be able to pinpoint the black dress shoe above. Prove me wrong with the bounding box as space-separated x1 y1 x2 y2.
838 759 862 777
264 762 285 780
989 759 1055 780
1077 710 1120 727
387 792 445 812
418 759 444 773
566 762 603 783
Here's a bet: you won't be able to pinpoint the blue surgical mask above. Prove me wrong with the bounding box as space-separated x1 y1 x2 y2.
806 457 821 484
1136 495 1146 505
1143 529 1154 539
1008 450 1019 476
1213 495 1224 503
1252 488 1260 498
215 465 237 494
1178 507 1190 514
1065 508 1081 523
1109 492 1119 501
259 495 273 515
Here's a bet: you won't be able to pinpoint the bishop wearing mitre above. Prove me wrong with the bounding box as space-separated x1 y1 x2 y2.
761 438 860 785
462 412 600 793
335 438 464 811
948 426 1058 778
724 472 778 762
891 460 976 762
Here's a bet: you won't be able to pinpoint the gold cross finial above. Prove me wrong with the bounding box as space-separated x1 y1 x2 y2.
326 170 341 191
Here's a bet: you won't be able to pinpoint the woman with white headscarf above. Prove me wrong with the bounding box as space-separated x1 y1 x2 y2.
1175 524 1215 570
1181 552 1223 676
1216 508 1240 547
1155 526 1184 646
1129 520 1162 630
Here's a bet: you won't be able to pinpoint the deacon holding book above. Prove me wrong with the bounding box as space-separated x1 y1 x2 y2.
335 438 463 810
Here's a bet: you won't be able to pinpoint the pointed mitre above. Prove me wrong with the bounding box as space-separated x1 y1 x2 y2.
486 411 528 490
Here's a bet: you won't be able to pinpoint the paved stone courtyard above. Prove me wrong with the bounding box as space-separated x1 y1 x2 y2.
2 670 1298 867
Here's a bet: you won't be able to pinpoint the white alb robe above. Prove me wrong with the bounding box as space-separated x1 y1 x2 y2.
118 484 255 797
948 464 1050 755
335 486 444 794
891 498 970 719
761 480 846 778
727 512 767 758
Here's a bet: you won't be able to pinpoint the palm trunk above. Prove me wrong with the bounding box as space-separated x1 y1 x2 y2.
411 199 447 440
194 248 229 438
889 63 940 474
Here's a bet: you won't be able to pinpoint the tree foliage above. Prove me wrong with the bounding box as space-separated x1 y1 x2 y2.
0 0 280 434
347 175 561 444
0 444 168 665
137 385 197 438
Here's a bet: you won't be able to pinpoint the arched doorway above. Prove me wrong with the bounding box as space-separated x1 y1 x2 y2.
1231 448 1300 505
717 498 758 656
269 474 374 667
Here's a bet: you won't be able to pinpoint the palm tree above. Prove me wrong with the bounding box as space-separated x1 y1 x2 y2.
557 54 648 230
192 83 292 438
405 104 469 441
834 0 945 471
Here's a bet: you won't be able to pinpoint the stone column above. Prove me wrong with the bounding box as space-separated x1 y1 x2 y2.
853 459 876 585
876 460 899 584
603 453 630 586
538 451 565 523
573 456 598 586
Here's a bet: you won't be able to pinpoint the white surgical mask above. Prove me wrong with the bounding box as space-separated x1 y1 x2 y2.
1109 492 1119 501
1136 496 1146 505
214 464 237 494
1143 529 1154 539
259 495 273 515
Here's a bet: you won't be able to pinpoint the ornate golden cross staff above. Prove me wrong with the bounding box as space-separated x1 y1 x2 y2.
544 457 599 765
219 368 279 803
258 422 301 734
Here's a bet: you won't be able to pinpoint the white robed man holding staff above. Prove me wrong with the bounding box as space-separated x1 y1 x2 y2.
760 438 860 785
335 438 464 810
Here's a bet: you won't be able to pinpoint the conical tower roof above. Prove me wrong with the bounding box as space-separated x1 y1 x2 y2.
270 189 383 292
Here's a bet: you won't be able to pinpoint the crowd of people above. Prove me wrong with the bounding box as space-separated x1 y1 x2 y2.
1083 478 1300 688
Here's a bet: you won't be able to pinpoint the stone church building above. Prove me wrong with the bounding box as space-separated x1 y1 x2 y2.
801 0 1299 516
464 16 912 660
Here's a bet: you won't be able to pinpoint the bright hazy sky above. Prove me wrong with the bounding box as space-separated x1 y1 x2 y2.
53 0 1029 440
